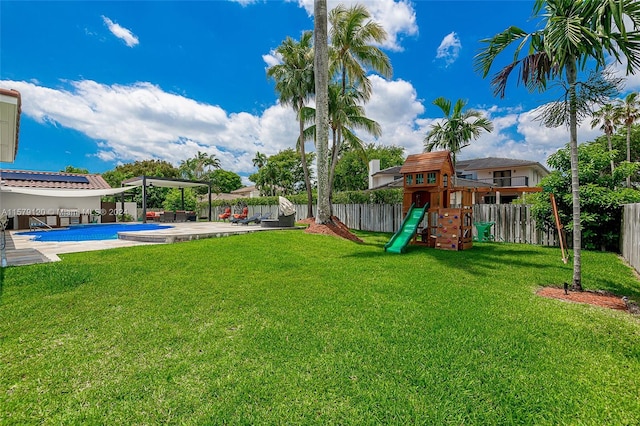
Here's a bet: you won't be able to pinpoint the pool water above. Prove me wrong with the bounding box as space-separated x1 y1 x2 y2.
17 223 173 242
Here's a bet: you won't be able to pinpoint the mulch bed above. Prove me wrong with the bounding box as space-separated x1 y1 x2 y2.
300 216 363 243
537 286 638 314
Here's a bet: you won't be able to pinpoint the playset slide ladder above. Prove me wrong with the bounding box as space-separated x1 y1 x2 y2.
384 203 429 254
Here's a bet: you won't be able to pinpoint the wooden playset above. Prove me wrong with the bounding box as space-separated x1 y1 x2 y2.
398 151 474 251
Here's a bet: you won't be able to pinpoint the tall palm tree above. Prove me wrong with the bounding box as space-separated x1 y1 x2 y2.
301 83 382 207
475 0 640 291
590 102 619 176
329 4 392 99
315 0 331 224
424 97 493 177
614 92 640 188
267 31 315 218
179 151 220 180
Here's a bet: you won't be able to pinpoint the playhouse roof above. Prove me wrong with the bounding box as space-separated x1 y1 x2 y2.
399 151 453 174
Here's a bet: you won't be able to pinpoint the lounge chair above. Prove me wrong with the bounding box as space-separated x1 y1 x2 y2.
233 207 248 220
218 207 231 221
232 212 260 225
239 212 271 225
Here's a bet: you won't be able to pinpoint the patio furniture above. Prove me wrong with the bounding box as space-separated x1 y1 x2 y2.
260 197 296 228
239 212 271 225
160 212 174 223
473 221 495 242
233 212 261 225
175 211 187 222
233 207 248 220
218 207 231 221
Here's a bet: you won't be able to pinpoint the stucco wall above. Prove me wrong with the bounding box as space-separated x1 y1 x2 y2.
0 193 101 229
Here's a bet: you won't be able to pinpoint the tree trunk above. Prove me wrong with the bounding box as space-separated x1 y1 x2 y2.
298 101 314 218
606 134 615 176
567 58 582 291
314 0 331 224
626 125 632 188
328 129 339 216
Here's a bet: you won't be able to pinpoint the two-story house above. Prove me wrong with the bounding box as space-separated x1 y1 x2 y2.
455 157 549 204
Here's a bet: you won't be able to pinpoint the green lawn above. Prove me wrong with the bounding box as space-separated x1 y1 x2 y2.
1 230 639 424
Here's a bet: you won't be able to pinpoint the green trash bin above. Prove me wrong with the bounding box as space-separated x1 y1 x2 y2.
473 221 495 242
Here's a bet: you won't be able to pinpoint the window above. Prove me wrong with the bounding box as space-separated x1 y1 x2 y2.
416 173 424 184
427 172 436 184
405 174 413 185
443 174 448 187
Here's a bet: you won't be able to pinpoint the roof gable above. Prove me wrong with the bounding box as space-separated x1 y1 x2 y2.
400 151 454 174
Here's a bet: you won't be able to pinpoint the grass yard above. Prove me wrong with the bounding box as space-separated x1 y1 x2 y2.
1 230 639 424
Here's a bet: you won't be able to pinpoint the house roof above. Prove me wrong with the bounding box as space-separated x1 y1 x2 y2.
372 166 402 177
400 151 453 174
231 185 257 194
456 157 549 174
0 169 111 189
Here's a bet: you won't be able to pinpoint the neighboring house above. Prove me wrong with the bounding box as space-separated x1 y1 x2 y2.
231 185 261 198
455 157 549 204
0 88 21 163
368 160 402 189
0 170 136 229
369 155 548 204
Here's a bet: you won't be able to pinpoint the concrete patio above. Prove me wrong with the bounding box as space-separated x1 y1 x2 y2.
3 221 302 266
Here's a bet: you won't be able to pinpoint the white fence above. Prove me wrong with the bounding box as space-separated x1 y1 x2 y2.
621 203 640 274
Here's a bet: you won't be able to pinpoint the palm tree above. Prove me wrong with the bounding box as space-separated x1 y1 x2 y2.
424 97 493 177
614 92 640 188
475 0 640 291
301 83 382 207
315 0 331 224
590 102 618 176
328 4 392 99
267 31 316 218
252 151 267 169
179 151 220 181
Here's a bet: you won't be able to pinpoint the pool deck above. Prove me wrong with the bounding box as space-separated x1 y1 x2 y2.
3 221 302 266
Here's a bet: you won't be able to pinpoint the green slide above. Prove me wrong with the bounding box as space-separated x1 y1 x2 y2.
384 203 429 254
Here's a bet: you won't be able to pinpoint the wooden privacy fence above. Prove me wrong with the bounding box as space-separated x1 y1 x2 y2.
621 203 640 274
270 203 558 247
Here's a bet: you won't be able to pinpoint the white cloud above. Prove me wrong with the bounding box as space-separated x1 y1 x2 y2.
293 0 418 51
435 32 461 67
2 77 608 180
102 16 139 47
1 79 298 177
262 50 281 68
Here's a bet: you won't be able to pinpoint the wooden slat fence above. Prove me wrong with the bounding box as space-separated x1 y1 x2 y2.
621 203 640 274
214 203 560 246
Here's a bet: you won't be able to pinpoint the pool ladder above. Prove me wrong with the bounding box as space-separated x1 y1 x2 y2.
29 216 53 231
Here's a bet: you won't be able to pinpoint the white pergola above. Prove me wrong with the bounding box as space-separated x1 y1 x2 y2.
121 176 212 222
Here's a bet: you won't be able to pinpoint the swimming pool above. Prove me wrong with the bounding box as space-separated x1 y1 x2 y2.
17 223 173 242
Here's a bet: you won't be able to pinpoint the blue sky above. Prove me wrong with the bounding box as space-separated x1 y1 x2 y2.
1 0 638 183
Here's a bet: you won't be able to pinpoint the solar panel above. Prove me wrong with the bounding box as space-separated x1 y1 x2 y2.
0 171 90 184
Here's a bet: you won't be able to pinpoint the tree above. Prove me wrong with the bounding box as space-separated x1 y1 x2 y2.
315 0 331 224
252 152 267 169
179 151 220 181
424 97 493 175
62 166 89 174
163 188 197 212
531 140 640 251
614 92 640 188
475 0 640 291
301 82 382 203
101 159 179 209
267 31 315 218
590 102 619 175
248 149 315 196
209 169 242 194
329 4 392 99
333 143 404 191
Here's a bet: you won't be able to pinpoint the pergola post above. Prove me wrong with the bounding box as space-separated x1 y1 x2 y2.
208 183 212 221
142 176 147 223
